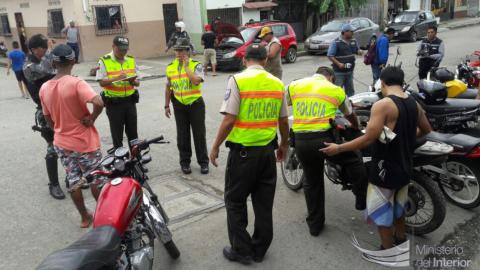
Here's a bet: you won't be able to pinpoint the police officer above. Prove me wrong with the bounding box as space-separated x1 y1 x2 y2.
165 21 196 56
165 38 209 174
416 26 445 79
286 67 367 236
23 34 65 200
210 44 289 264
97 35 141 151
327 24 363 97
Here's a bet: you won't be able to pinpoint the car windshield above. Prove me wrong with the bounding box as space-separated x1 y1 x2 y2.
239 28 257 42
320 21 345 32
394 14 417 23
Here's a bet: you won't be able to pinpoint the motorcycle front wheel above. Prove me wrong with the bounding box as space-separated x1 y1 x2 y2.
164 240 180 259
405 171 446 235
281 144 304 191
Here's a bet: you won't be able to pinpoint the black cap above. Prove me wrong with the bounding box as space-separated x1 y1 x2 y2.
173 38 191 50
52 44 75 63
244 44 267 59
28 34 48 51
113 35 129 50
317 66 337 84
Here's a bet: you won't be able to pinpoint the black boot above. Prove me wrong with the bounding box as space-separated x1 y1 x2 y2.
46 156 65 200
355 195 366 210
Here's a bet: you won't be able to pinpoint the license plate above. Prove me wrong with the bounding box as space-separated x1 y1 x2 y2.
394 33 398 36
310 44 319 49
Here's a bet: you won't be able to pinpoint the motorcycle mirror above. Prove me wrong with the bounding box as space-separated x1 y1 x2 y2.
397 46 402 55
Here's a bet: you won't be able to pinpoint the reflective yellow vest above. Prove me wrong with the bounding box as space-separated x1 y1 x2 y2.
288 76 345 132
227 68 284 146
166 59 202 105
100 53 136 98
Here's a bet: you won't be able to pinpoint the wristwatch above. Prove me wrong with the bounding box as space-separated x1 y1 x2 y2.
164 105 170 109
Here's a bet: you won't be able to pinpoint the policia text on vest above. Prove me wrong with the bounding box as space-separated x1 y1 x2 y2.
210 44 289 263
97 36 141 149
164 44 209 174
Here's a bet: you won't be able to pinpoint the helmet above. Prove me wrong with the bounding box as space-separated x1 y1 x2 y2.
417 80 448 105
435 69 455 83
174 21 186 32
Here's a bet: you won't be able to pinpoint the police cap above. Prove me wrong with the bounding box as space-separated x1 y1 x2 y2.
245 44 267 59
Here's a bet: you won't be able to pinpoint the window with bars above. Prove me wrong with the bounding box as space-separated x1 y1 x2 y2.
47 9 65 38
93 5 128 36
0 13 11 36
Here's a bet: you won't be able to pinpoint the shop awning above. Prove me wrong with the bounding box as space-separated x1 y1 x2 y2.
243 2 278 9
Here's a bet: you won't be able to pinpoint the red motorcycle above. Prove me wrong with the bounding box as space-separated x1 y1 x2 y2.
457 52 480 88
37 136 179 270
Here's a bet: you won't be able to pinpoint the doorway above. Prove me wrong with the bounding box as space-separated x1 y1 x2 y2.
14 13 28 54
162 4 179 43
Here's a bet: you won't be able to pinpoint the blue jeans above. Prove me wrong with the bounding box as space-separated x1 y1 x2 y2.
67 42 80 62
371 63 382 84
334 72 355 97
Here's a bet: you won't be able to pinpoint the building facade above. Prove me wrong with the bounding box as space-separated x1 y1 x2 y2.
0 0 183 62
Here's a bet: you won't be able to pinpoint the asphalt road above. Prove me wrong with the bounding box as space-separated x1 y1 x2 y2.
1 25 479 270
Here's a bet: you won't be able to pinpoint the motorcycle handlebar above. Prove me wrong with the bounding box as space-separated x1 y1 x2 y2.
146 136 164 145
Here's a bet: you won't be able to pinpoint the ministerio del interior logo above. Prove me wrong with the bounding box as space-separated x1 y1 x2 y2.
350 232 473 268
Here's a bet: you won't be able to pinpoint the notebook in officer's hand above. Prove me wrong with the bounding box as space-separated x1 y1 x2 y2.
112 74 138 84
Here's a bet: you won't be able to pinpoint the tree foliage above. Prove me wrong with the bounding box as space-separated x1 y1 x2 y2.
308 0 366 14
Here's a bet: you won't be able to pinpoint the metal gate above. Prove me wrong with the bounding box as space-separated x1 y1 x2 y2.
273 0 303 39
163 4 179 43
468 0 479 16
207 8 241 27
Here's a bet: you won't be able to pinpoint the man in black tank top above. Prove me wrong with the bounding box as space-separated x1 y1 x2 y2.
320 67 431 261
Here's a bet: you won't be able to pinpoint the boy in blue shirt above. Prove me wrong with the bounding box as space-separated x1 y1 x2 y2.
7 41 29 98
371 28 395 84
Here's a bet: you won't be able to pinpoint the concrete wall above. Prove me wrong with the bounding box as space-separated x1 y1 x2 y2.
206 0 243 10
0 0 183 62
241 8 260 25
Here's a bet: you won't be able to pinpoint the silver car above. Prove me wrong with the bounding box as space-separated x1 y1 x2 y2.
305 17 381 55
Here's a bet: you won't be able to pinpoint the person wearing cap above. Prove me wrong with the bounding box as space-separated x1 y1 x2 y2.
201 24 218 76
210 44 289 264
286 66 367 237
258 27 283 80
327 24 363 97
165 38 209 175
39 44 105 228
61 20 80 63
23 34 65 200
165 21 196 56
96 35 142 151
210 17 222 32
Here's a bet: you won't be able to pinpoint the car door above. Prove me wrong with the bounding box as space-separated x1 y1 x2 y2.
426 12 437 28
360 19 374 46
271 24 288 57
351 20 365 45
417 12 428 37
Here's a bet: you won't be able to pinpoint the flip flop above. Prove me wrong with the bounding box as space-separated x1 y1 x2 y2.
80 212 94 228
213 74 218 77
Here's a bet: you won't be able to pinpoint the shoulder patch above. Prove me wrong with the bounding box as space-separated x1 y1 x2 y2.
103 54 111 59
127 55 134 58
224 89 231 100
191 59 200 63
167 61 175 66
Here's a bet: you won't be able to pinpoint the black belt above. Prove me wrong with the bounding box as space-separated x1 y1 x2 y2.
226 137 279 150
294 130 332 140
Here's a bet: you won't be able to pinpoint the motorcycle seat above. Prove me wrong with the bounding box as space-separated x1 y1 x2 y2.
411 90 480 115
427 132 480 153
455 88 479 99
36 225 122 270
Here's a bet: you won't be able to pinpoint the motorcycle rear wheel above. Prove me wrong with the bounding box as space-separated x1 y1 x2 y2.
438 156 480 209
164 240 180 259
405 171 446 235
281 144 304 191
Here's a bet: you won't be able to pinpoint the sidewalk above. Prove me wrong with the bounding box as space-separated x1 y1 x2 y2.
439 16 480 30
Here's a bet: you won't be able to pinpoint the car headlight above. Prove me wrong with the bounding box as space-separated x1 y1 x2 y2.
401 26 410 32
305 38 310 43
223 50 237 59
322 39 333 44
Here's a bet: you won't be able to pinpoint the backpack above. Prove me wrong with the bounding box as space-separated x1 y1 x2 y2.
66 26 79 32
363 41 377 66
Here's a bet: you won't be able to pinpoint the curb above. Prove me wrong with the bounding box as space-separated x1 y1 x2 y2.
441 21 480 30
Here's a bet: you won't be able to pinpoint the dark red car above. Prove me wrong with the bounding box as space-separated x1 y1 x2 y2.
214 21 298 70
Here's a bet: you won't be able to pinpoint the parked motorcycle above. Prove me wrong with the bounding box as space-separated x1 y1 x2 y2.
37 136 180 270
428 66 478 99
456 56 480 89
281 116 449 235
0 42 7 57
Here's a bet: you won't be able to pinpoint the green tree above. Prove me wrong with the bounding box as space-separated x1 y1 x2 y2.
308 0 366 14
